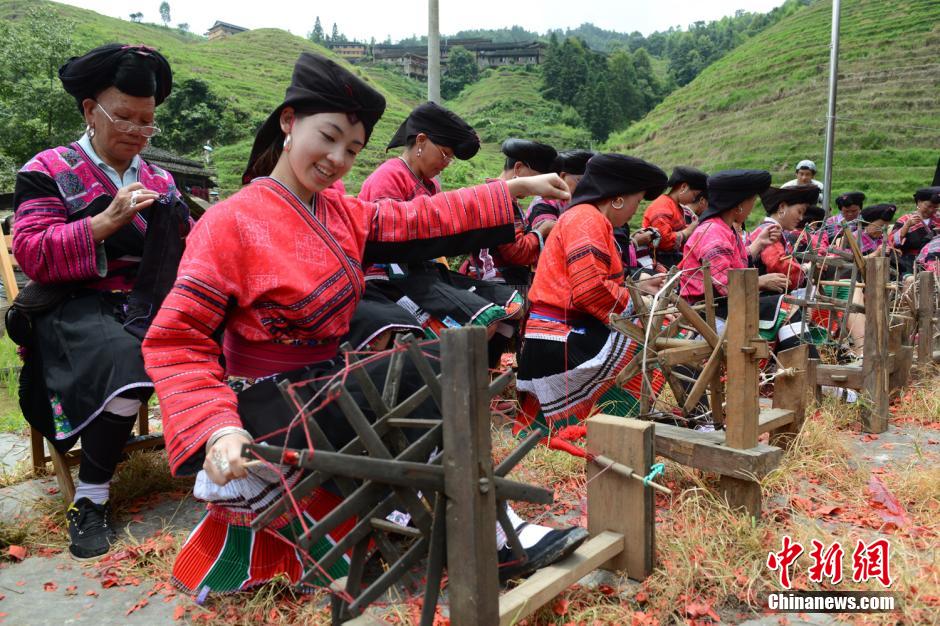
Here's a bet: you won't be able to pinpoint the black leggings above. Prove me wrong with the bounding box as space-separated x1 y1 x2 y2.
59 410 138 484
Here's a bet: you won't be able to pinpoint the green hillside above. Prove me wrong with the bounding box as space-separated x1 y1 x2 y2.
607 0 940 216
1 0 588 195
438 66 593 187
0 0 429 194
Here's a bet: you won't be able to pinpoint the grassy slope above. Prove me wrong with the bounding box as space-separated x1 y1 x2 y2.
443 66 593 187
607 0 940 214
2 1 589 196
0 1 430 195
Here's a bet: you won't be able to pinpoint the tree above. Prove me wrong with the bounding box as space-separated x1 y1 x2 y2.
129 12 143 23
159 2 170 27
330 23 340 43
308 16 324 43
607 49 644 127
441 46 479 99
578 72 616 142
177 23 189 33
541 37 591 108
0 6 79 171
154 78 234 154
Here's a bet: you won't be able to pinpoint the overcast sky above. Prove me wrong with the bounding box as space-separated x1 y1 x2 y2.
60 0 786 42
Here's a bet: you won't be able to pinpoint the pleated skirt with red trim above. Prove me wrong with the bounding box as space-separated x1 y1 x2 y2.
172 488 354 595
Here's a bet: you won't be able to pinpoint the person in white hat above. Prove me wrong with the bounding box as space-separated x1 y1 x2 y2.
781 159 825 190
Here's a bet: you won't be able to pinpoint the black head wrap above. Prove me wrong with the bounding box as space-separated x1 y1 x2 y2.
860 203 897 224
800 204 825 228
553 150 595 176
699 169 772 222
243 53 386 183
501 138 558 174
835 191 866 208
568 153 667 207
913 186 940 204
386 101 479 160
58 43 172 113
760 184 820 214
666 166 708 192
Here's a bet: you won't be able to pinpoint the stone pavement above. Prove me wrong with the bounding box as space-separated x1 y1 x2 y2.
0 487 203 625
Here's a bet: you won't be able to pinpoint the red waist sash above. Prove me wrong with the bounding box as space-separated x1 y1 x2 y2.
223 333 339 379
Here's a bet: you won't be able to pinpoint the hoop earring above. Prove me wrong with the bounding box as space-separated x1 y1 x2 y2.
612 197 625 210
87 125 95 138
283 134 292 152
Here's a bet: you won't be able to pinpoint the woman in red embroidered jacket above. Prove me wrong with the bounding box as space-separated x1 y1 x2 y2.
640 166 708 268
515 154 669 437
890 186 940 275
750 184 821 290
11 44 189 561
141 53 576 595
679 170 814 352
464 138 559 291
347 101 523 352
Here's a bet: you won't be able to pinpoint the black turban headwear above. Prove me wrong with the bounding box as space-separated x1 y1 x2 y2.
386 101 479 160
760 184 820 214
243 52 386 183
568 153 668 207
800 204 825 228
835 191 866 208
501 138 558 174
553 150 595 176
913 186 940 204
666 166 708 192
699 169 772 222
860 203 897 224
58 43 172 113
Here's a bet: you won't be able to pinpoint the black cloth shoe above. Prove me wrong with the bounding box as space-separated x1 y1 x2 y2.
497 525 589 583
66 498 116 560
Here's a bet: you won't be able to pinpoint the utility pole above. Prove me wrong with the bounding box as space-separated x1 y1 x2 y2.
428 0 440 103
821 0 841 219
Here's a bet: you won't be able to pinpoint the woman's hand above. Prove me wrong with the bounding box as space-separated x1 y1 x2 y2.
901 214 922 235
536 219 556 239
758 272 790 293
631 229 654 247
749 223 781 257
637 272 666 294
204 431 252 486
506 173 570 202
90 183 159 242
681 216 698 239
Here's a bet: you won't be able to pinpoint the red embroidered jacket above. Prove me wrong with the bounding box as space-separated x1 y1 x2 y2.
142 176 515 474
527 203 631 322
751 218 805 288
642 194 685 257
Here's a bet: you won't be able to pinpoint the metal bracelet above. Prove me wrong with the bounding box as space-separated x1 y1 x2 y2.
533 229 545 250
205 426 253 453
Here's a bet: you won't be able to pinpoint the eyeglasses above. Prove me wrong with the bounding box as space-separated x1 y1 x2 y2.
95 103 161 137
434 144 454 164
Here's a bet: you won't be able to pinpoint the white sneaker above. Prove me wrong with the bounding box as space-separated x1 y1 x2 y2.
821 386 858 403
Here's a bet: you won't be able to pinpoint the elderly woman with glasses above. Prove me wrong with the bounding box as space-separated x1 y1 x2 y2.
10 44 190 560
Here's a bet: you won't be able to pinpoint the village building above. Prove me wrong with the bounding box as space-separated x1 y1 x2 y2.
206 20 248 41
328 41 369 61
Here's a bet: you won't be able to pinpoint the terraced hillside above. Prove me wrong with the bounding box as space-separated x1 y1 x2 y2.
607 0 940 212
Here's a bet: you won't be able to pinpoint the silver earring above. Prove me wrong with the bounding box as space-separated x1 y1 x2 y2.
417 148 422 156
612 197 624 210
283 134 292 151
87 125 95 138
